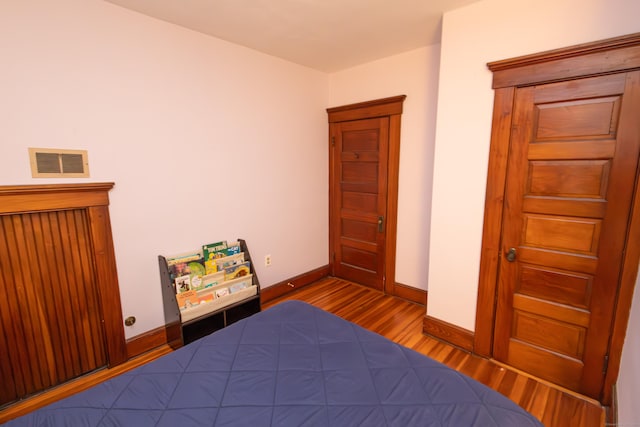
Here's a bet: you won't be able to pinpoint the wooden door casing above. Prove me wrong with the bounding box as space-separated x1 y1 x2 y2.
327 96 405 294
493 71 640 398
477 33 640 404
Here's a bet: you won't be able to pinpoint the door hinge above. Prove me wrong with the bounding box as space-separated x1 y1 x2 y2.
331 136 335 147
603 355 609 375
332 252 336 262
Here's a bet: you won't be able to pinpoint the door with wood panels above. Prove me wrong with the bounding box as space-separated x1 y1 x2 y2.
493 71 640 398
330 117 389 290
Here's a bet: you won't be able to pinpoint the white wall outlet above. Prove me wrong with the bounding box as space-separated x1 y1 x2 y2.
265 254 272 266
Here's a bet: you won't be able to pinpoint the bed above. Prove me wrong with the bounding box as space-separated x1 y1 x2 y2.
6 301 543 426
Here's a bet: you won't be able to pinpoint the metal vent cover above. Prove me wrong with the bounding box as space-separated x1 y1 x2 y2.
29 148 90 178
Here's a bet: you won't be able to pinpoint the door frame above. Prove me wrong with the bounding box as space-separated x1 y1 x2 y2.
327 95 406 296
474 32 640 405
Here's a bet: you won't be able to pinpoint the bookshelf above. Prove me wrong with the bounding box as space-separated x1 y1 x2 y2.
159 238 261 346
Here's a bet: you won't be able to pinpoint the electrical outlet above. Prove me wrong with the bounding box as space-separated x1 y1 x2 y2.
265 254 272 266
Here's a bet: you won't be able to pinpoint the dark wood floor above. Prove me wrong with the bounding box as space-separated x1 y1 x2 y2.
264 277 605 427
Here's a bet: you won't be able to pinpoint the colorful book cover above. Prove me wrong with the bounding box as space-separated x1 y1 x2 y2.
170 259 206 291
203 241 228 259
215 253 245 271
224 261 251 281
198 293 215 304
176 289 198 310
174 275 191 293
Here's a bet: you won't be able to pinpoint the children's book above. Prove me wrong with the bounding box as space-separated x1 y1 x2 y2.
176 289 198 310
224 261 251 281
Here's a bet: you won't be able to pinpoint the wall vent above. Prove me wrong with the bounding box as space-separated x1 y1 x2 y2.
29 148 90 178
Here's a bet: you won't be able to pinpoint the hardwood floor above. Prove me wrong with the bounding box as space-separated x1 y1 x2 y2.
1 276 605 426
263 277 605 427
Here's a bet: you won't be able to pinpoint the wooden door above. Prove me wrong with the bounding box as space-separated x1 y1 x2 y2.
493 71 640 398
330 117 389 290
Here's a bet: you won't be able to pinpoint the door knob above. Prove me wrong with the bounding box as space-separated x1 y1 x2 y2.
506 247 517 262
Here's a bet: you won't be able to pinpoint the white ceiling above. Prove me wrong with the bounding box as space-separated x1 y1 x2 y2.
104 0 481 72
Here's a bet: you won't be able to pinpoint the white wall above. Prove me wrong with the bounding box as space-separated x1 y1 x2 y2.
329 46 441 290
428 0 640 330
0 0 329 339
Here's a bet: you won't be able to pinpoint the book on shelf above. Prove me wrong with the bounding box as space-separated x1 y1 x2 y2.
198 293 215 305
202 241 227 274
175 275 191 293
224 261 251 281
176 289 198 310
215 253 245 271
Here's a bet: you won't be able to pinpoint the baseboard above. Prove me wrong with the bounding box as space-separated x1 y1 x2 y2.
126 322 182 359
423 315 474 352
260 265 330 304
392 282 427 306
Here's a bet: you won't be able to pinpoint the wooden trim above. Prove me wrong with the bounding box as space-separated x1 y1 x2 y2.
384 114 402 296
474 86 515 358
326 95 406 123
423 315 474 352
0 182 113 214
602 160 640 405
488 32 640 88
88 205 127 366
393 282 427 306
126 323 182 359
260 265 330 304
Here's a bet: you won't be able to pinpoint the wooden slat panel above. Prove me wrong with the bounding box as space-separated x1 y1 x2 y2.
0 209 107 407
513 294 590 328
522 197 606 219
341 218 377 243
508 339 583 391
523 215 601 255
342 192 377 214
518 265 592 308
513 311 586 358
535 97 619 139
342 129 379 151
527 160 610 199
528 140 616 160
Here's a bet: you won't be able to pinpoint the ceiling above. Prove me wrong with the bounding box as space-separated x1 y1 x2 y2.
104 0 481 72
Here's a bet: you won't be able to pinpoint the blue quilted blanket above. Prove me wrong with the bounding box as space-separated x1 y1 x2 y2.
5 301 543 426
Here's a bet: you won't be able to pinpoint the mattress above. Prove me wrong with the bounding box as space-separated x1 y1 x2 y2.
5 300 543 426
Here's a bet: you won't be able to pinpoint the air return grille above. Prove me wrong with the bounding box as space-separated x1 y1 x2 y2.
29 148 89 178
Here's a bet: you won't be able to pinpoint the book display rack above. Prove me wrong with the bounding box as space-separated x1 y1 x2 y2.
159 238 261 346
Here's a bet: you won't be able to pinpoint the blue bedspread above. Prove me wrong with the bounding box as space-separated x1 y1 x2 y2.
5 301 543 426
